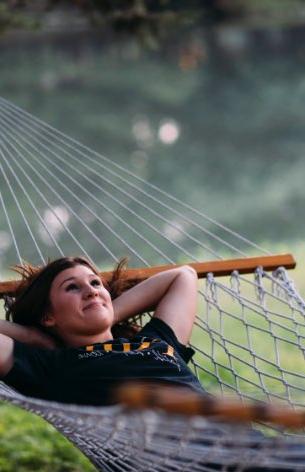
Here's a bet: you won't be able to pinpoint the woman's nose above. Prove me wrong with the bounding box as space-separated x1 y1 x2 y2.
84 284 98 298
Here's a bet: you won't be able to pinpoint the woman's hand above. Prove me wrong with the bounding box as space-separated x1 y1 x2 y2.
26 326 57 349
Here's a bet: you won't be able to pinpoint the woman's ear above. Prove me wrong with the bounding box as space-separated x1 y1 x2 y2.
41 312 56 328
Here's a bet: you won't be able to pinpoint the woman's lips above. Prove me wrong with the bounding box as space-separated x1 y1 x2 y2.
84 301 103 310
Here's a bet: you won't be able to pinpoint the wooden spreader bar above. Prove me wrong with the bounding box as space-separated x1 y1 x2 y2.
0 253 296 297
117 382 305 429
111 253 296 283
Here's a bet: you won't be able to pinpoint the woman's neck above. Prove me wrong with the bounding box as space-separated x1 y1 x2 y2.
62 329 114 347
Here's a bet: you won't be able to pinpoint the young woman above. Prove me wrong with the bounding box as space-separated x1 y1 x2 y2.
0 257 204 405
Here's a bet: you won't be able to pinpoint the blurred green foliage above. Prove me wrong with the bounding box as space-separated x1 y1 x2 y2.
2 1 305 47
1 25 305 267
0 402 95 471
0 3 38 35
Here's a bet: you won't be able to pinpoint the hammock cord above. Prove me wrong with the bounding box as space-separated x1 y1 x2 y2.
0 107 226 262
0 106 222 265
0 96 271 258
0 139 61 262
0 179 23 265
0 116 140 263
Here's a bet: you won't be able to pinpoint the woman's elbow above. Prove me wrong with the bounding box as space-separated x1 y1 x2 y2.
179 265 198 278
0 334 14 377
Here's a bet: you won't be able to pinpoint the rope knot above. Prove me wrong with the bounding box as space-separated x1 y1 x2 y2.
230 270 240 296
254 266 265 305
206 272 218 303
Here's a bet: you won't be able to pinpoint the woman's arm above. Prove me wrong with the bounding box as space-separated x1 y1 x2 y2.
0 334 14 376
0 320 56 349
112 266 198 345
0 321 56 377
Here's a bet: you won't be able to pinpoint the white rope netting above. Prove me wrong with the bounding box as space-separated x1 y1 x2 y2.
2 384 305 472
1 97 305 471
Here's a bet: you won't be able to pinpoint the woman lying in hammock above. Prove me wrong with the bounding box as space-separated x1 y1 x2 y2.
0 257 204 405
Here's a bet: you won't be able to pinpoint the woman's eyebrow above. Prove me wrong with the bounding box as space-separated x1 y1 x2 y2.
59 277 76 287
59 274 98 287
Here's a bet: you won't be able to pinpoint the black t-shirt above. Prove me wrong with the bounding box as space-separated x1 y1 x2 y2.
2 318 204 406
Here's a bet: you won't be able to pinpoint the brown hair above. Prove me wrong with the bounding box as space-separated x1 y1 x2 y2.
5 256 138 339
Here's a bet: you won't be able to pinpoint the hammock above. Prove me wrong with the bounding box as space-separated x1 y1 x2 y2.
1 96 305 471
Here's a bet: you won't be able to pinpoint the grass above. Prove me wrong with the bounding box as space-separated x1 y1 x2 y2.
0 403 95 472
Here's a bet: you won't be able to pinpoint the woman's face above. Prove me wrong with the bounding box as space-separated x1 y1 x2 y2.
45 264 114 342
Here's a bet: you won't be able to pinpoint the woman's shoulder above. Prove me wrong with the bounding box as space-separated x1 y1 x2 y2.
138 318 195 364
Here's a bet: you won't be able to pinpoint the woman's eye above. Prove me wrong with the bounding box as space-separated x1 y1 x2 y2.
66 283 79 291
91 279 101 287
